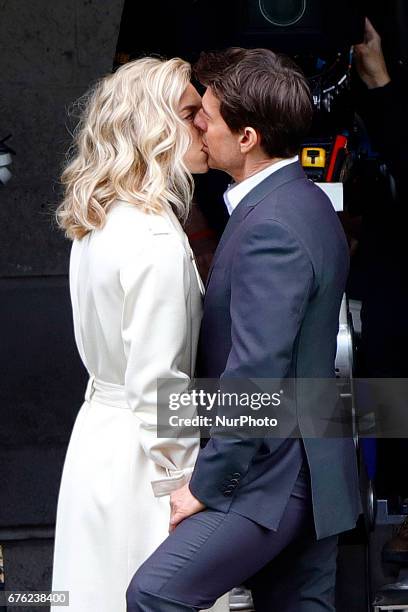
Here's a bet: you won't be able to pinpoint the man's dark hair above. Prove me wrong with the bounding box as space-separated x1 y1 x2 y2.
194 47 313 158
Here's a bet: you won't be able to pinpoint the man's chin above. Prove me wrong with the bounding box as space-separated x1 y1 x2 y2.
203 151 225 172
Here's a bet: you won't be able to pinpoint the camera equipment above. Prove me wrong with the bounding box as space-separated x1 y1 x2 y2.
0 135 15 185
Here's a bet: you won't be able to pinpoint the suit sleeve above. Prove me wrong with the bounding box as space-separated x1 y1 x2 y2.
120 233 199 497
189 219 314 510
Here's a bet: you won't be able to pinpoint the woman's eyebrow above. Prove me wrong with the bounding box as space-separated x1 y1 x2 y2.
180 103 201 113
201 103 211 118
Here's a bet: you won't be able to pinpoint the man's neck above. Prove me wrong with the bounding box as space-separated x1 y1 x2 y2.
232 157 284 183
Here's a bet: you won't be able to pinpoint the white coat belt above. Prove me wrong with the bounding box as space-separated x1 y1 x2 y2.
85 375 129 409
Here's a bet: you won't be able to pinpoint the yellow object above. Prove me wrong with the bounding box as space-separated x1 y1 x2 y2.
301 147 326 168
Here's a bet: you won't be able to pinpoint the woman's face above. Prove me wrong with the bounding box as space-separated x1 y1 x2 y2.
179 83 209 174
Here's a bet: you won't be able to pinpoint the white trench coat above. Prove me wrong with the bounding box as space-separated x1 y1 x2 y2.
51 201 229 612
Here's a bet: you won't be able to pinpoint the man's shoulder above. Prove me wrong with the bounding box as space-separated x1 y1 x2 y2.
240 177 347 264
253 176 337 225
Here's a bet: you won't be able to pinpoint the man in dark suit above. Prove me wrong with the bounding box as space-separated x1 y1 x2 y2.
127 48 362 612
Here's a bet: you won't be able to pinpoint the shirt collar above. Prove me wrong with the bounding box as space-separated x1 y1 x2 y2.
223 156 299 216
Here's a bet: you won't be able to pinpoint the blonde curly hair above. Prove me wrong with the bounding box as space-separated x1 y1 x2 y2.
57 57 194 240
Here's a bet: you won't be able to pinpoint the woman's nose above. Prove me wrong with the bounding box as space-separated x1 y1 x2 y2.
194 111 206 132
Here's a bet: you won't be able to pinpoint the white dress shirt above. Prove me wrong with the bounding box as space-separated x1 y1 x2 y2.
223 155 299 215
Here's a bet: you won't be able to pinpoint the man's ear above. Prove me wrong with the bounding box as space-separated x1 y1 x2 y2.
239 127 259 154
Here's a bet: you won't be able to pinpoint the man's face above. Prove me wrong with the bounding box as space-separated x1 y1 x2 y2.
193 88 243 175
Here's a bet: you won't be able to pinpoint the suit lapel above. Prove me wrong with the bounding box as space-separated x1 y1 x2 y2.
206 162 306 289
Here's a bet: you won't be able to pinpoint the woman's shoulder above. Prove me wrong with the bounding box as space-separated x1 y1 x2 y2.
105 200 177 237
94 200 188 261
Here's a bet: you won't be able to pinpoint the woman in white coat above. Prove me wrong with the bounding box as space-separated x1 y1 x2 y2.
51 57 228 612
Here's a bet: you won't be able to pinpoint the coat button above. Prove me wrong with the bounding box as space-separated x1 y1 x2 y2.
232 472 241 478
223 490 233 496
230 478 239 484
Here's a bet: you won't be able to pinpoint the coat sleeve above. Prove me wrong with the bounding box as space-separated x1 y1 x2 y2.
120 232 199 497
189 219 314 511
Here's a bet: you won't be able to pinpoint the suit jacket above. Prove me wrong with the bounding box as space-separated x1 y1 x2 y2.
189 162 362 540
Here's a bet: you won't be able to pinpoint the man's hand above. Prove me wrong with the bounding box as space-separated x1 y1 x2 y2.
169 484 206 531
354 17 391 89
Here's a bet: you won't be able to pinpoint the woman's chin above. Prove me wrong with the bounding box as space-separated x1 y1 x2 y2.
199 162 210 174
190 161 210 175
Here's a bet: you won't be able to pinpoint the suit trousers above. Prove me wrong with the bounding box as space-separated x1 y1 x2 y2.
126 466 338 611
